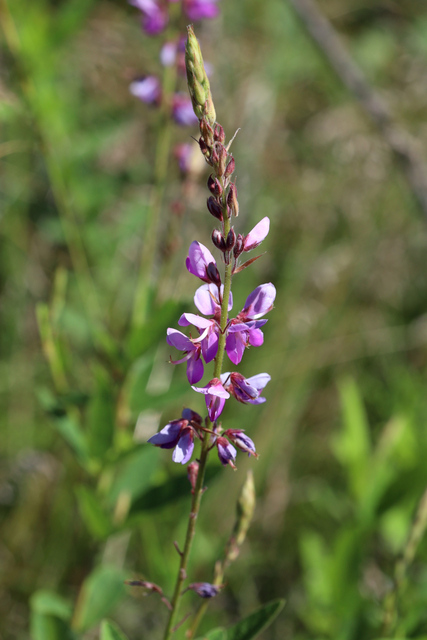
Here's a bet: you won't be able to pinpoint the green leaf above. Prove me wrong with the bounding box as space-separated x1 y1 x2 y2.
226 599 285 640
107 446 160 507
100 619 130 640
333 378 371 503
75 486 112 540
30 613 75 640
86 368 116 458
54 415 89 465
196 628 226 640
30 590 73 620
72 565 126 632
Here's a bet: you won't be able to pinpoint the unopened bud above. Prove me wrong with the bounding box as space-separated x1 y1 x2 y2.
200 119 214 146
227 182 239 217
185 26 216 126
207 196 223 221
212 229 226 252
213 142 227 176
225 228 236 251
235 470 255 546
208 174 222 197
214 124 225 144
224 156 235 178
199 137 209 156
206 262 221 286
187 462 199 494
233 234 244 258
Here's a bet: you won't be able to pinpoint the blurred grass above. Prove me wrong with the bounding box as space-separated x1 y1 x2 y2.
1 0 427 638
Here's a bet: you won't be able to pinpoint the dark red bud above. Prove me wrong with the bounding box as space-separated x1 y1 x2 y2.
225 227 236 251
208 174 223 197
233 234 244 258
227 182 239 217
213 142 227 176
212 229 226 252
199 137 209 156
187 461 199 494
214 124 225 144
211 146 220 165
207 196 223 221
224 157 235 178
206 262 222 286
200 118 214 145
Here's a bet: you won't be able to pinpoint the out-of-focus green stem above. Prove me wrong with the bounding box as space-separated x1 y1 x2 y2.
131 59 178 332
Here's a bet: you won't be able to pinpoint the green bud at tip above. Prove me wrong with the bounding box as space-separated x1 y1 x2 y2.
185 25 216 126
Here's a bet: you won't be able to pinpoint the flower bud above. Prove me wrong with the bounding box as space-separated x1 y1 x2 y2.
200 118 214 146
207 196 223 221
208 174 222 197
206 262 221 286
227 182 239 217
185 26 216 125
198 136 209 157
187 461 199 494
225 227 236 251
214 124 225 144
233 234 244 258
224 156 235 178
213 142 227 176
212 229 226 252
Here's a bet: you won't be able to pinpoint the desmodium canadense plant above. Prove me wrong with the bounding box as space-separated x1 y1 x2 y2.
140 26 283 640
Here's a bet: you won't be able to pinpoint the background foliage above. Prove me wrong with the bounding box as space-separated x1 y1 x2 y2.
1 0 427 638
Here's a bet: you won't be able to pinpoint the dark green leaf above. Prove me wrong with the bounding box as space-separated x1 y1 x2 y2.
86 368 116 458
196 628 226 640
30 590 72 620
72 565 126 632
75 486 112 540
226 599 285 640
100 619 130 640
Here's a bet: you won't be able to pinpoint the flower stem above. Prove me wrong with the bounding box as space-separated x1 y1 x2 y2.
162 210 233 640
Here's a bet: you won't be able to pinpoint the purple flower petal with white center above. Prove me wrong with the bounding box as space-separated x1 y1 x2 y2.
172 93 199 126
172 428 194 464
216 436 237 468
220 372 270 405
129 0 168 35
192 378 230 422
223 429 258 457
178 314 219 363
186 242 217 282
241 283 276 320
185 582 222 598
166 328 204 384
147 419 185 448
129 76 161 104
183 0 220 20
243 217 270 251
194 283 233 316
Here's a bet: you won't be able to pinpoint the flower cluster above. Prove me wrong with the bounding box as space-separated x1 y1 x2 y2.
130 0 220 36
148 27 275 470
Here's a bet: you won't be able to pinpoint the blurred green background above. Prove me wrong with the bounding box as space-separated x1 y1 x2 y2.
2 0 427 638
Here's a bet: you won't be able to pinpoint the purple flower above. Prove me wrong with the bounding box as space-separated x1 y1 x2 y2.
243 217 270 251
166 328 204 384
174 143 193 173
223 429 258 457
172 93 199 126
225 283 276 365
186 241 218 283
221 372 271 405
183 0 220 21
129 76 161 105
148 409 202 464
148 420 195 464
160 37 186 73
191 378 230 422
129 0 168 35
216 436 237 468
185 582 223 598
178 284 233 363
